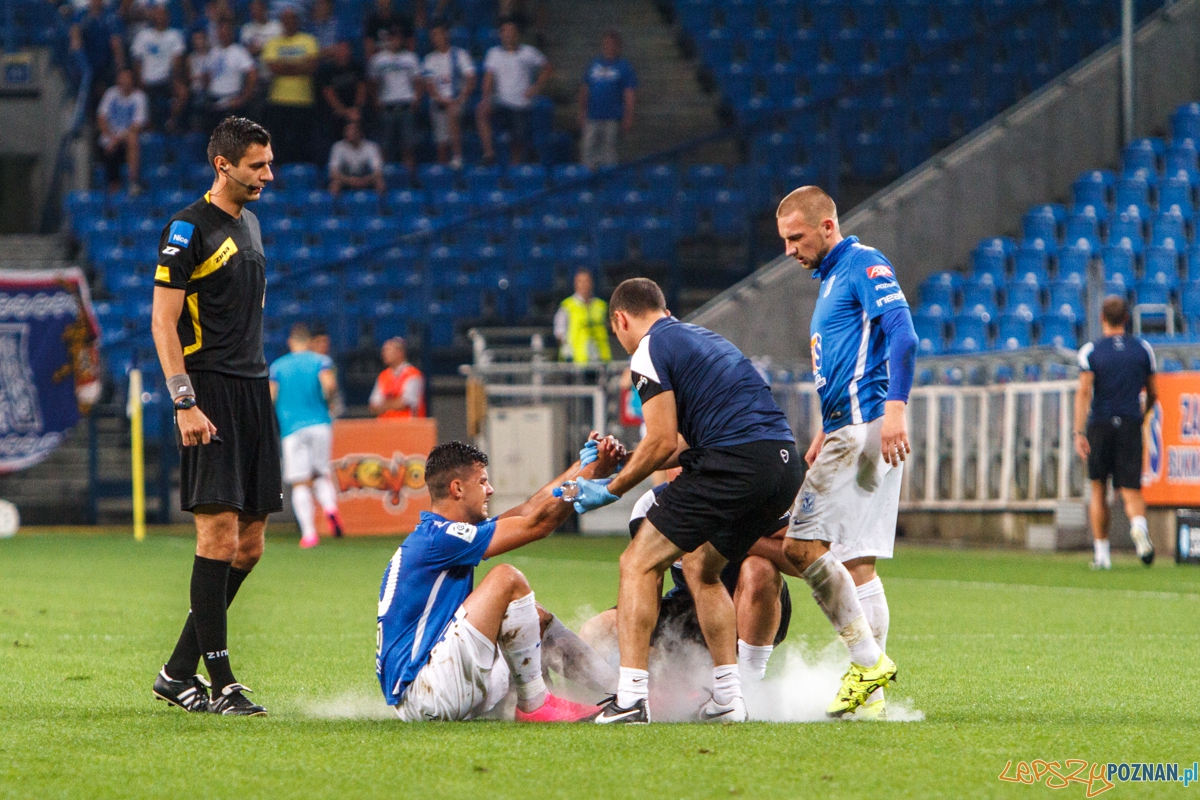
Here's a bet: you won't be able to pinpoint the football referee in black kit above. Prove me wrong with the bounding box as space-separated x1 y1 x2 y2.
150 117 280 716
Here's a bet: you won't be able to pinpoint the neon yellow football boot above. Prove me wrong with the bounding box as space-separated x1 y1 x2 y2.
827 653 897 718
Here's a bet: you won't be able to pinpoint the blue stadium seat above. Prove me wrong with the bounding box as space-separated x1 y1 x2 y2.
1159 176 1196 222
1182 281 1200 325
1013 245 1051 283
961 283 999 319
920 282 956 311
1115 177 1151 218
1172 102 1200 141
1164 145 1200 183
432 189 473 221
386 189 428 217
685 164 728 194
917 300 952 320
552 164 591 186
1151 212 1187 250
1122 137 1161 174
1022 208 1059 244
1143 247 1181 287
971 245 1008 283
1187 246 1200 281
632 217 675 262
1134 280 1172 308
913 316 944 355
996 314 1034 350
1063 214 1101 252
677 0 716 31
951 315 988 352
382 163 410 189
763 0 800 30
277 163 318 191
1049 281 1085 319
465 165 502 194
418 164 457 193
509 164 548 195
1004 280 1042 317
594 217 629 264
1101 245 1137 285
1073 169 1114 208
1107 212 1145 254
708 189 747 238
337 190 381 215
1039 316 1078 349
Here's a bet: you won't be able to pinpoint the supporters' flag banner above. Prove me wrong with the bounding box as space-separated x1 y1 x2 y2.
0 268 102 474
1142 372 1200 507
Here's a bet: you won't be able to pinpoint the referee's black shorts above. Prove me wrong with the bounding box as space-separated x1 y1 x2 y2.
646 439 802 562
179 370 283 515
1086 416 1143 490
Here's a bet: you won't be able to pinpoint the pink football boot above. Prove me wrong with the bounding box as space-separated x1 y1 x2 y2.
514 693 600 722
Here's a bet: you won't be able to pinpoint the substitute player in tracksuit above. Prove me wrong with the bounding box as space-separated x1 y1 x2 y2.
776 186 918 720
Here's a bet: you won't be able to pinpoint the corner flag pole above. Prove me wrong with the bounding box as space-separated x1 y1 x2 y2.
128 369 146 542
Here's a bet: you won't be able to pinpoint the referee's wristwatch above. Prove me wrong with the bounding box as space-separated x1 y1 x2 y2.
174 396 198 411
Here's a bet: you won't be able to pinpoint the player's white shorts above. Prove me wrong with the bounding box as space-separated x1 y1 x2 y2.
786 415 902 562
281 423 333 485
394 606 511 722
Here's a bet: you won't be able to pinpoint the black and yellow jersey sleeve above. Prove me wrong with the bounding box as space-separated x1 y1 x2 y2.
154 214 204 289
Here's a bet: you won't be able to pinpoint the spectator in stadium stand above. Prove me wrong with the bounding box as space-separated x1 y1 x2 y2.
477 18 551 166
262 7 319 163
327 119 385 195
362 0 404 59
369 26 421 171
369 337 426 419
183 28 211 131
73 0 126 111
318 40 368 155
1074 295 1158 569
130 5 186 131
421 20 476 170
240 0 281 62
96 68 148 194
553 269 611 363
577 29 636 171
308 0 343 61
204 19 258 131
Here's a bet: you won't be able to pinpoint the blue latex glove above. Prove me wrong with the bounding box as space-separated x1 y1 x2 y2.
579 439 599 467
570 477 619 514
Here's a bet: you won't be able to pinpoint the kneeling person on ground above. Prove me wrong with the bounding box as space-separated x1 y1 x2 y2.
377 440 622 722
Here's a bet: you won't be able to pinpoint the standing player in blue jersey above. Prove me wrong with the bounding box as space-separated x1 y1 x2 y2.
567 277 803 724
776 186 918 720
269 324 343 548
376 439 623 722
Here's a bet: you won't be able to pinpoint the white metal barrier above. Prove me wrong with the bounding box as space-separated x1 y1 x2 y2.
771 380 1086 511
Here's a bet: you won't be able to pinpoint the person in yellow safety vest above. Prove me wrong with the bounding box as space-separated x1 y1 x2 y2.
554 269 612 363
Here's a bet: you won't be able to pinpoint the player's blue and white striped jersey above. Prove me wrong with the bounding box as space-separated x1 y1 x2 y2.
376 511 496 705
810 236 908 434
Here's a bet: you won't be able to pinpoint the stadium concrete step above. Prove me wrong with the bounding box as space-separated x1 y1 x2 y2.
540 0 735 163
0 233 73 271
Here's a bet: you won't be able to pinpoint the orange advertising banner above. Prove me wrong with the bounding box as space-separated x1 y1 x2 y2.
1142 372 1200 507
314 418 437 536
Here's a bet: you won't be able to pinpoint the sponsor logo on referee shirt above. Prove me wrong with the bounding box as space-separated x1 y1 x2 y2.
168 220 194 248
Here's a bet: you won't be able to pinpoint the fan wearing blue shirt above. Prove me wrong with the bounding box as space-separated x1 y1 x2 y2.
578 30 637 170
776 186 917 720
569 277 802 725
269 324 341 548
377 440 623 722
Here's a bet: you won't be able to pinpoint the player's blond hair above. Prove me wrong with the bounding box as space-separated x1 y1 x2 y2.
776 186 838 227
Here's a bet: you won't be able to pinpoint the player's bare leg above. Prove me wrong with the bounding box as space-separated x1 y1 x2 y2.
845 556 890 717
602 520 681 722
1119 487 1154 564
462 565 596 721
311 474 343 537
733 556 782 680
289 478 320 548
1088 480 1112 568
683 543 748 721
540 610 619 696
784 537 893 717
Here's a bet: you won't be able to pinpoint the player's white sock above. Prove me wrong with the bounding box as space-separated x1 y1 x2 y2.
1094 538 1111 565
541 616 618 694
737 640 773 681
616 667 649 709
291 484 316 540
498 592 547 713
856 577 889 704
1130 516 1152 554
312 475 338 514
712 664 743 705
803 552 882 667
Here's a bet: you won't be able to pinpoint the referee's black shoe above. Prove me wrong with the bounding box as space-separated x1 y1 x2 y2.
152 669 211 713
209 683 268 716
590 695 649 724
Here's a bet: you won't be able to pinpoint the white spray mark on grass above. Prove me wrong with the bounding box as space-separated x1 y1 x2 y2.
302 691 395 720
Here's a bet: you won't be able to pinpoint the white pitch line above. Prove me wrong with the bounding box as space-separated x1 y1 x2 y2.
883 576 1200 602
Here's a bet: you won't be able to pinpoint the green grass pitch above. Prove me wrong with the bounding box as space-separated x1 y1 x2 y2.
1 531 1198 799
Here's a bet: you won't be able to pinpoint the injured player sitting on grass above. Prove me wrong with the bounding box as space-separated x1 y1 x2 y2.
578 474 798 719
376 438 622 722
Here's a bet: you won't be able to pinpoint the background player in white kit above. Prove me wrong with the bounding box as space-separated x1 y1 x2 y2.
776 187 919 720
270 324 343 548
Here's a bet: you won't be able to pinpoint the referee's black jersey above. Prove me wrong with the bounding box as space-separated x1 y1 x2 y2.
153 192 268 378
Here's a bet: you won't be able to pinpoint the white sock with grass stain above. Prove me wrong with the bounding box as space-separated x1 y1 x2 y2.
498 592 547 713
803 552 882 667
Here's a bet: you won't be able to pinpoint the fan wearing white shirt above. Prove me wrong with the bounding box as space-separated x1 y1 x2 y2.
204 19 257 128
240 0 282 61
97 69 148 194
328 120 385 195
368 26 421 171
476 19 551 165
130 5 185 130
422 22 476 169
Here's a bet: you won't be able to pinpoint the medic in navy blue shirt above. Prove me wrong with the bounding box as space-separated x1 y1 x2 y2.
774 185 915 720
570 276 802 724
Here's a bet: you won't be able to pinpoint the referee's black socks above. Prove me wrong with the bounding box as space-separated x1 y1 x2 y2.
164 556 246 690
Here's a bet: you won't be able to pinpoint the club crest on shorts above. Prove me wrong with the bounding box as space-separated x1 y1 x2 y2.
780 449 789 463
800 491 816 515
